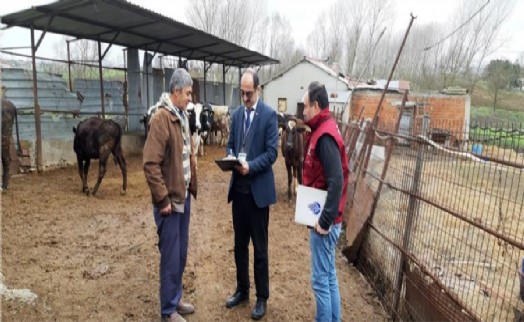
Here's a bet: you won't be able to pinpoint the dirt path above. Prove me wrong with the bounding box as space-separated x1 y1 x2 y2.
1 145 387 321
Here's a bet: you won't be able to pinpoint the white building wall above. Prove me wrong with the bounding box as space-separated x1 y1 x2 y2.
263 62 349 116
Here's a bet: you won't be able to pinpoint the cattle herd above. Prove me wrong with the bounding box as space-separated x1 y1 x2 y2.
1 97 303 200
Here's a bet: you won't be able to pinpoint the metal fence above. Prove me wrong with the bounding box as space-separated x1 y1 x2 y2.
342 115 524 321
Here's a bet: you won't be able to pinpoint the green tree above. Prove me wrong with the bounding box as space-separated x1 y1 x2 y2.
484 59 520 112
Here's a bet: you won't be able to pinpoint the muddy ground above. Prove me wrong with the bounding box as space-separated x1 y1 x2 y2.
1 144 387 321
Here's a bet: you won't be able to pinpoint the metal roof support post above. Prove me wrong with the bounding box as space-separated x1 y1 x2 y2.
30 25 43 173
67 40 72 91
145 50 150 108
97 37 105 118
223 64 226 105
122 49 128 128
203 60 207 103
238 67 242 105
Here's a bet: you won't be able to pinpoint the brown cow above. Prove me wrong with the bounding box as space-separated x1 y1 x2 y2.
73 117 127 196
281 118 308 203
1 98 16 190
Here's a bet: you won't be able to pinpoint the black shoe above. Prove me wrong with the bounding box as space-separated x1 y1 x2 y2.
251 299 267 320
226 291 249 308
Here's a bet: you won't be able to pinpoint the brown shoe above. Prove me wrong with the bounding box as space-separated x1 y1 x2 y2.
177 300 195 315
162 312 186 322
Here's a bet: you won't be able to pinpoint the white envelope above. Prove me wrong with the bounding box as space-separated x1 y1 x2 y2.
295 185 327 227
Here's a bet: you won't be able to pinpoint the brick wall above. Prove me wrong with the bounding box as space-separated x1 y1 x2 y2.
350 89 469 137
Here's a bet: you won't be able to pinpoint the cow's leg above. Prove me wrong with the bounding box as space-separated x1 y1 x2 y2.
91 147 110 196
286 162 292 204
199 136 204 156
297 163 303 185
76 155 90 194
1 143 10 190
114 147 127 195
292 166 298 196
83 159 91 194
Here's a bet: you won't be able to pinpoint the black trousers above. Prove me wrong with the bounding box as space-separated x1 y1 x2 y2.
232 190 269 300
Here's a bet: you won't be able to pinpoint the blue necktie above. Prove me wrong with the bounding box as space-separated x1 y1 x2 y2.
245 108 253 133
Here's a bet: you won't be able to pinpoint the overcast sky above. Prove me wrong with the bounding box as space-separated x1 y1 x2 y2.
1 0 523 63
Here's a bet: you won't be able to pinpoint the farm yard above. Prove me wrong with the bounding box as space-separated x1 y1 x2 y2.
0 145 387 321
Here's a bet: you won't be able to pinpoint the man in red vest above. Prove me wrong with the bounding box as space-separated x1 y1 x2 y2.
302 81 349 322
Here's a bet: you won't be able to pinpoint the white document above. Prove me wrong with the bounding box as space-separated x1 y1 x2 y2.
295 185 328 227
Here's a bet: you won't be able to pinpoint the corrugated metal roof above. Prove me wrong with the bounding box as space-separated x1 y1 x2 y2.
0 0 278 67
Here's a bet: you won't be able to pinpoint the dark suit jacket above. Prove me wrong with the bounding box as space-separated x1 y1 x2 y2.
226 100 279 208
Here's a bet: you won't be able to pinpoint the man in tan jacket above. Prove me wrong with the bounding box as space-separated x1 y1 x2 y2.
143 68 197 322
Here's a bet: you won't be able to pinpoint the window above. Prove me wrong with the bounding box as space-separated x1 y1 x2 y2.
278 98 287 112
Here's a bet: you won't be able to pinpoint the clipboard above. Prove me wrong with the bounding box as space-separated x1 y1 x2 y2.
295 185 327 226
215 158 242 171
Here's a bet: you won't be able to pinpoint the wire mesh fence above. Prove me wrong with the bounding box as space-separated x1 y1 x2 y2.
343 116 524 321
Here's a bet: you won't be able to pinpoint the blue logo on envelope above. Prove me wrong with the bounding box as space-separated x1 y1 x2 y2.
308 201 322 216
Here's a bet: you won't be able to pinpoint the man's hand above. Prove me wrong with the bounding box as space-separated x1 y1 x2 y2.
315 221 329 235
234 160 250 176
160 204 172 216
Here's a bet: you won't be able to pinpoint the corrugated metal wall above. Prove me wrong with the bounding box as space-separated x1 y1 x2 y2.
74 79 125 116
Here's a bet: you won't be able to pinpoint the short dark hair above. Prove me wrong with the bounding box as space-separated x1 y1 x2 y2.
243 68 259 89
308 81 329 109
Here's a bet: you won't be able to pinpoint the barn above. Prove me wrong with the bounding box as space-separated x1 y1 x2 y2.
262 57 351 121
0 0 278 173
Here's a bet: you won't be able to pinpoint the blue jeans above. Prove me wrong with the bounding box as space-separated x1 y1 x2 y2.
310 223 342 322
153 195 191 317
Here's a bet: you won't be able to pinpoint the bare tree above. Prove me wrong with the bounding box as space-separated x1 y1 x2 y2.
355 0 393 79
305 14 331 61
305 0 392 79
421 0 515 90
258 13 302 82
186 0 269 102
54 36 100 81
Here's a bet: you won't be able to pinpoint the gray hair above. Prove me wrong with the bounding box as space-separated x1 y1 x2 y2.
169 68 193 93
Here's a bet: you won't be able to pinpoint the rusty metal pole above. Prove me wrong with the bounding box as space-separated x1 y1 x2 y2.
67 40 72 91
203 60 207 103
372 14 416 126
97 37 105 118
238 66 242 106
30 25 43 173
122 49 129 129
145 50 150 108
392 114 428 321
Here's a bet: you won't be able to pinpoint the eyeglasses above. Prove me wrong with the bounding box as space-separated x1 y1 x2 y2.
240 90 255 98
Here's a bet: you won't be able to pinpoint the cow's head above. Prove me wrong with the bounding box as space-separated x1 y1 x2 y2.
187 102 201 135
200 103 214 133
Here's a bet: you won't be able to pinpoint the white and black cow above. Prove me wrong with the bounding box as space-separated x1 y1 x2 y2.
187 102 213 156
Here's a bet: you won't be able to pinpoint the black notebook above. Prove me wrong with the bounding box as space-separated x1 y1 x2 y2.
215 158 242 171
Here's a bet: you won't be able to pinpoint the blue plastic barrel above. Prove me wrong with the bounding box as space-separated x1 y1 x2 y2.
472 144 483 155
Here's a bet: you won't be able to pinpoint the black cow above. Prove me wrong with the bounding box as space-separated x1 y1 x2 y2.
73 117 127 196
1 98 16 190
281 118 307 203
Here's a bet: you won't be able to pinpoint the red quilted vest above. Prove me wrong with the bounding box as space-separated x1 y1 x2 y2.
303 109 349 225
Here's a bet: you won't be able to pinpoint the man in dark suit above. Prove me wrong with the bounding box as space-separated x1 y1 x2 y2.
225 68 279 320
